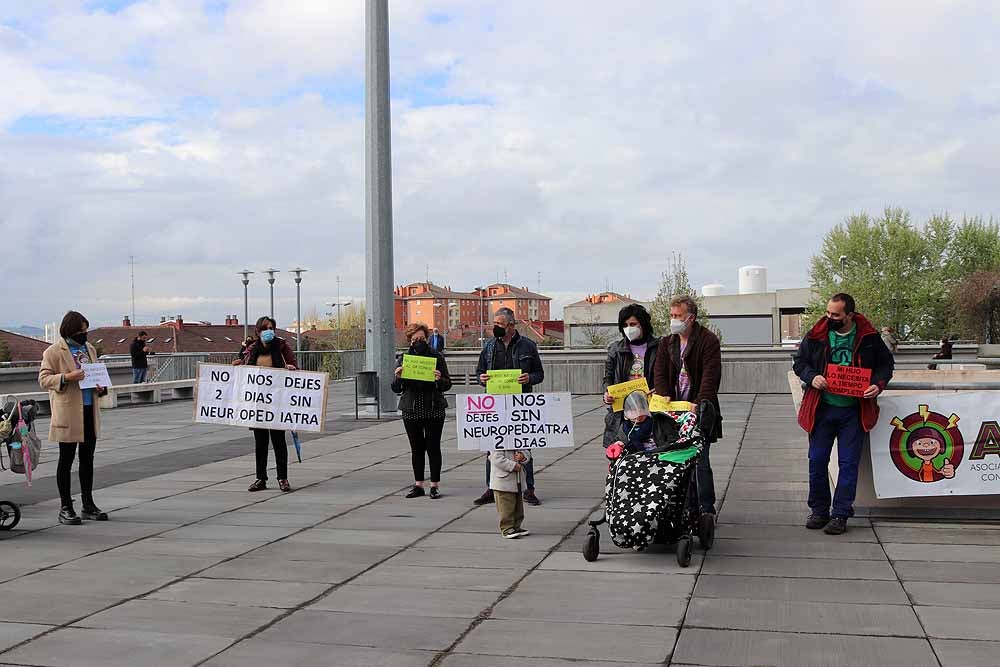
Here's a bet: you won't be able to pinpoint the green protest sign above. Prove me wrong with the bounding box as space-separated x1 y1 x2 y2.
486 369 523 395
401 354 437 382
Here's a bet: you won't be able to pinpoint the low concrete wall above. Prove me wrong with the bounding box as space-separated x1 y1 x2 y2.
0 364 135 394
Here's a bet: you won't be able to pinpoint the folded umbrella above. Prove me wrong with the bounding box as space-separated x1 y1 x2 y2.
291 431 302 463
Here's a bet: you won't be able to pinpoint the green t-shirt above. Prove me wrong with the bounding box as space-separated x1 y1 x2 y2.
822 326 858 407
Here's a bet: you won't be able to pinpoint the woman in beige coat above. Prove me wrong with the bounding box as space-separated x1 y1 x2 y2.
38 311 108 525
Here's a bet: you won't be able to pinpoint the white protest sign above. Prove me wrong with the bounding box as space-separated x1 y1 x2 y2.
194 363 329 433
456 392 574 451
871 391 1000 498
79 363 112 389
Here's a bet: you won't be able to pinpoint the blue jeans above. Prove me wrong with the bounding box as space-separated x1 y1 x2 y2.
132 368 148 384
486 456 535 491
808 403 864 519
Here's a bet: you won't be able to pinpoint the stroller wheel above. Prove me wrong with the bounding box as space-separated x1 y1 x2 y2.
0 501 20 530
582 529 600 562
698 513 716 551
676 536 692 568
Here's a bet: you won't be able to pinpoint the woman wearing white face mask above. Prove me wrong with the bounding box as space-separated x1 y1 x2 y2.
602 304 659 445
237 316 298 493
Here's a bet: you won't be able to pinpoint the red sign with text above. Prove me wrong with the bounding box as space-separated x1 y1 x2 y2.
826 364 872 398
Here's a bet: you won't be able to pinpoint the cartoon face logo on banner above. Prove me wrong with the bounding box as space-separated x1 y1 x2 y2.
889 404 963 483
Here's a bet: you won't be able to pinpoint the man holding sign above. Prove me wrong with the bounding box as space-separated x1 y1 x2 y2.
474 307 545 506
793 293 894 535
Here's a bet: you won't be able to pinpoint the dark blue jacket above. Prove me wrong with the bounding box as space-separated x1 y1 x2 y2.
475 332 544 392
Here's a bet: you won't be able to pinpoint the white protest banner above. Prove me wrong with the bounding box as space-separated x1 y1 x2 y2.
79 363 112 389
871 391 1000 498
194 363 330 433
456 392 574 451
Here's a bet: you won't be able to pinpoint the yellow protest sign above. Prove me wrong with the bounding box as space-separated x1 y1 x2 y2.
607 378 650 412
649 395 695 413
401 354 437 382
486 369 522 395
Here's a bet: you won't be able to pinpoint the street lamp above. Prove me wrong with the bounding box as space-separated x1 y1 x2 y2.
238 270 254 340
263 268 279 319
290 268 307 354
475 286 485 346
328 300 353 329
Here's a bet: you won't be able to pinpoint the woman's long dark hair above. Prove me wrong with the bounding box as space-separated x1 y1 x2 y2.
248 316 287 367
617 303 653 342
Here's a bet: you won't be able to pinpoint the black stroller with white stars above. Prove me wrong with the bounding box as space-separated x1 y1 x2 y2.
582 393 715 567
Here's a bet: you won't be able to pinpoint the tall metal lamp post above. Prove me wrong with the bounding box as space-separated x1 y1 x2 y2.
290 268 307 354
263 269 279 319
365 0 396 409
238 270 253 341
475 286 485 346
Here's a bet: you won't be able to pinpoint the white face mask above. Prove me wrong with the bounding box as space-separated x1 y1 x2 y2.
623 325 642 341
669 318 689 335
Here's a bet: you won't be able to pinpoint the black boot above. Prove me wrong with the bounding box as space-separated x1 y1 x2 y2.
59 505 82 525
473 489 494 505
81 503 109 521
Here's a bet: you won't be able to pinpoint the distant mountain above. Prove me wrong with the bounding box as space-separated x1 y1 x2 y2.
1 325 45 339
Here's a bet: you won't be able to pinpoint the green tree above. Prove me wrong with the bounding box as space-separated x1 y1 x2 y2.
807 209 1000 340
650 252 714 337
324 303 366 350
0 339 10 363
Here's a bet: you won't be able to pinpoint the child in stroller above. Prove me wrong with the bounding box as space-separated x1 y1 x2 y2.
583 391 715 567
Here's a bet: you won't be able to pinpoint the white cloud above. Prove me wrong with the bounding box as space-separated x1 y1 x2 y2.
3 1 1000 328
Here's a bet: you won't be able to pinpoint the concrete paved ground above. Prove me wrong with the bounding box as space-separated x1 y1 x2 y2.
0 393 998 666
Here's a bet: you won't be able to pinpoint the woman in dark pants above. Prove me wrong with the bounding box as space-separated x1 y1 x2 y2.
392 323 452 499
38 311 109 525
235 317 298 493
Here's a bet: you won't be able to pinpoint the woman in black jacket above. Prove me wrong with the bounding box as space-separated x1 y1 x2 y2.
602 304 659 445
234 317 298 493
392 323 452 499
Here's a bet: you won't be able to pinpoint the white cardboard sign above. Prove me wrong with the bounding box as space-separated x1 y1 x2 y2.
456 392 575 451
194 363 329 433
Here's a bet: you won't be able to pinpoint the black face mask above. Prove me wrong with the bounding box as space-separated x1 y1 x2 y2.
493 325 507 339
411 340 429 355
827 317 848 332
70 332 88 345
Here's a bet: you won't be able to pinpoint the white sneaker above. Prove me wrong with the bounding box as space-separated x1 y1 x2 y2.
510 528 530 538
502 529 524 539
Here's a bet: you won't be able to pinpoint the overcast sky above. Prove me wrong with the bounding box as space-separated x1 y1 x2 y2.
4 1 1000 328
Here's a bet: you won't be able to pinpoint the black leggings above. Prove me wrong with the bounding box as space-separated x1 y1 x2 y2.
57 405 97 508
253 429 288 481
403 418 445 483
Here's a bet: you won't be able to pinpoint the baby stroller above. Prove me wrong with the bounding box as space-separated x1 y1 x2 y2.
0 396 38 531
583 392 715 567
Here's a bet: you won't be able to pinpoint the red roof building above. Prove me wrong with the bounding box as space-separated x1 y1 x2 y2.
0 329 50 362
394 281 554 334
88 316 295 356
